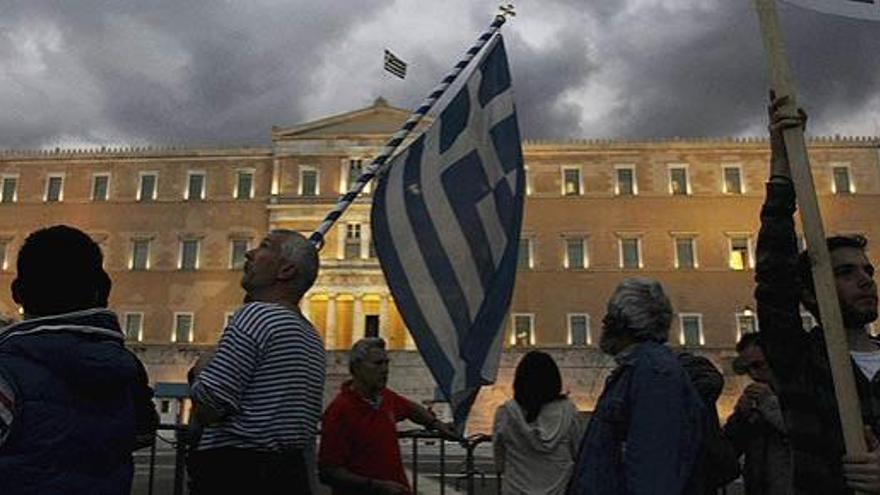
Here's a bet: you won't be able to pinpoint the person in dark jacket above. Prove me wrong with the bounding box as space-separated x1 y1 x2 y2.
0 225 158 495
567 277 704 495
756 94 880 494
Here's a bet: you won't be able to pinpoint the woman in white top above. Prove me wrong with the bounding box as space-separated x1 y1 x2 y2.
492 351 586 495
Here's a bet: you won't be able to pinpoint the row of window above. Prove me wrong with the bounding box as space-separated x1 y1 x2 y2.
0 169 256 203
553 163 855 197
0 238 251 272
1 160 858 204
509 311 819 348
121 309 815 346
122 311 234 343
518 235 758 271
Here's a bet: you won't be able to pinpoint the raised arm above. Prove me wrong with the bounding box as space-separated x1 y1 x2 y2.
755 93 810 381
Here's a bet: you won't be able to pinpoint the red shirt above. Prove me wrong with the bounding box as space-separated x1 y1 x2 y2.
319 381 414 494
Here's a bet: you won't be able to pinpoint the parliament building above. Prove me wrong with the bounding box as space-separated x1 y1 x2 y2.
1 98 878 427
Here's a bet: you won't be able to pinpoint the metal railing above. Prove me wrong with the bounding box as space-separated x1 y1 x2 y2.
137 424 742 495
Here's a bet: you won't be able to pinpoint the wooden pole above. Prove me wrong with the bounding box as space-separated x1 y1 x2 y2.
754 0 867 459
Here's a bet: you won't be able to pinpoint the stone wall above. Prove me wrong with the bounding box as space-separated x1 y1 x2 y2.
135 345 748 434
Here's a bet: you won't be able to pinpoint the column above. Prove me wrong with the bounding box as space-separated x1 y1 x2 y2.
353 295 364 341
271 158 281 196
336 224 346 260
361 224 371 259
326 295 337 350
300 294 311 320
379 295 389 341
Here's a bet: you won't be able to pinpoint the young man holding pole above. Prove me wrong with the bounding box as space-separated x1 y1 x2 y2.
757 94 880 494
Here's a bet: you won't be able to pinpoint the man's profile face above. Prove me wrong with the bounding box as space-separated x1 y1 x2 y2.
831 247 878 328
353 347 390 391
240 233 284 293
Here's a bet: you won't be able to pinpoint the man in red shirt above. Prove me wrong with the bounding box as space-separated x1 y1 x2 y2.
319 337 458 495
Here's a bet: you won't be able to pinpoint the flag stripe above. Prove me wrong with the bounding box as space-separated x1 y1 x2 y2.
402 137 474 334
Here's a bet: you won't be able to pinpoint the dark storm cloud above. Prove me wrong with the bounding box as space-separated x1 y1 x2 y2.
0 0 877 148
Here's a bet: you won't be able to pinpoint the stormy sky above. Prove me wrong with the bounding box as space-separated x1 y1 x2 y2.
0 0 878 150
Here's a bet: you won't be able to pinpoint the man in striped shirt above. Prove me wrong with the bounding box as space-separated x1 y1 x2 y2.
189 230 326 495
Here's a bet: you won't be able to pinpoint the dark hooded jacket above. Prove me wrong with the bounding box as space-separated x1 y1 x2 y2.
0 308 158 495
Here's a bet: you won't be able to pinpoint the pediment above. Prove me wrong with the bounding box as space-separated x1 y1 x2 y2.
273 98 414 141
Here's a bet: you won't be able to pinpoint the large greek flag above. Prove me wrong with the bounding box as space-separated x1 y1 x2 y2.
371 34 524 427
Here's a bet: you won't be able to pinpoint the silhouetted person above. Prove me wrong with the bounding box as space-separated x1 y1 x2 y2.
493 350 585 495
567 277 705 495
724 332 792 495
0 225 157 495
757 93 880 494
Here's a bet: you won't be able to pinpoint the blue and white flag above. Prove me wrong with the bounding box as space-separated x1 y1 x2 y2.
371 34 524 428
782 0 880 20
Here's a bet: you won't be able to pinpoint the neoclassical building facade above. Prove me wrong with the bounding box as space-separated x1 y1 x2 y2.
0 98 878 424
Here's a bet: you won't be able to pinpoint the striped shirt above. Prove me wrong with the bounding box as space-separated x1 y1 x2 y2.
192 302 326 452
0 374 14 447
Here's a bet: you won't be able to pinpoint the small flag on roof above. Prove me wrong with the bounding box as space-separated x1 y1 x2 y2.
384 49 408 79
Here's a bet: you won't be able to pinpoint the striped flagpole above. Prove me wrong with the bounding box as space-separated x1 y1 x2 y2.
309 13 509 248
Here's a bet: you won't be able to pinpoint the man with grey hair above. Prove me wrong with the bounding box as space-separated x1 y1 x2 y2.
568 277 706 495
319 337 458 495
188 230 326 495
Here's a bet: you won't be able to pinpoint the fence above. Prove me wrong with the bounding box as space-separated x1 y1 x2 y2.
137 424 742 495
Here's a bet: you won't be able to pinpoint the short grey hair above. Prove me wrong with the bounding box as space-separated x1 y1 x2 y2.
349 337 386 373
270 229 319 301
607 277 673 342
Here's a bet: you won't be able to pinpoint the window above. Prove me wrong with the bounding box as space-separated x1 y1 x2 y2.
562 167 582 196
45 174 64 202
186 171 206 200
729 236 752 270
345 223 362 260
344 159 372 194
230 239 249 269
680 314 704 346
130 239 150 270
511 314 534 347
92 174 110 201
517 237 533 270
736 311 758 340
173 313 194 343
619 238 642 269
564 237 587 269
235 170 254 200
832 165 853 194
159 400 171 414
668 166 689 195
674 237 697 269
723 166 743 194
300 167 319 196
124 313 144 342
568 314 590 346
0 240 8 271
179 239 200 270
138 172 158 201
615 166 636 196
1 176 18 203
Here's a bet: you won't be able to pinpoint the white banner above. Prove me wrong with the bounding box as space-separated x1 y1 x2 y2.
781 0 880 20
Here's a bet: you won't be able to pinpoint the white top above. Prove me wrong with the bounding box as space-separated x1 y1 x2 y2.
492 398 586 495
850 350 880 381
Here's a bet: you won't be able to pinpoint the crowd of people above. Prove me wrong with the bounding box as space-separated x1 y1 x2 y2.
1 94 880 495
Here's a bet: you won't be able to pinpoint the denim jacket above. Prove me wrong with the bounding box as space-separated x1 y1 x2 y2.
567 341 704 495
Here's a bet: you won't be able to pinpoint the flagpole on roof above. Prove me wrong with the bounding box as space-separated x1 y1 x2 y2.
309 6 515 248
